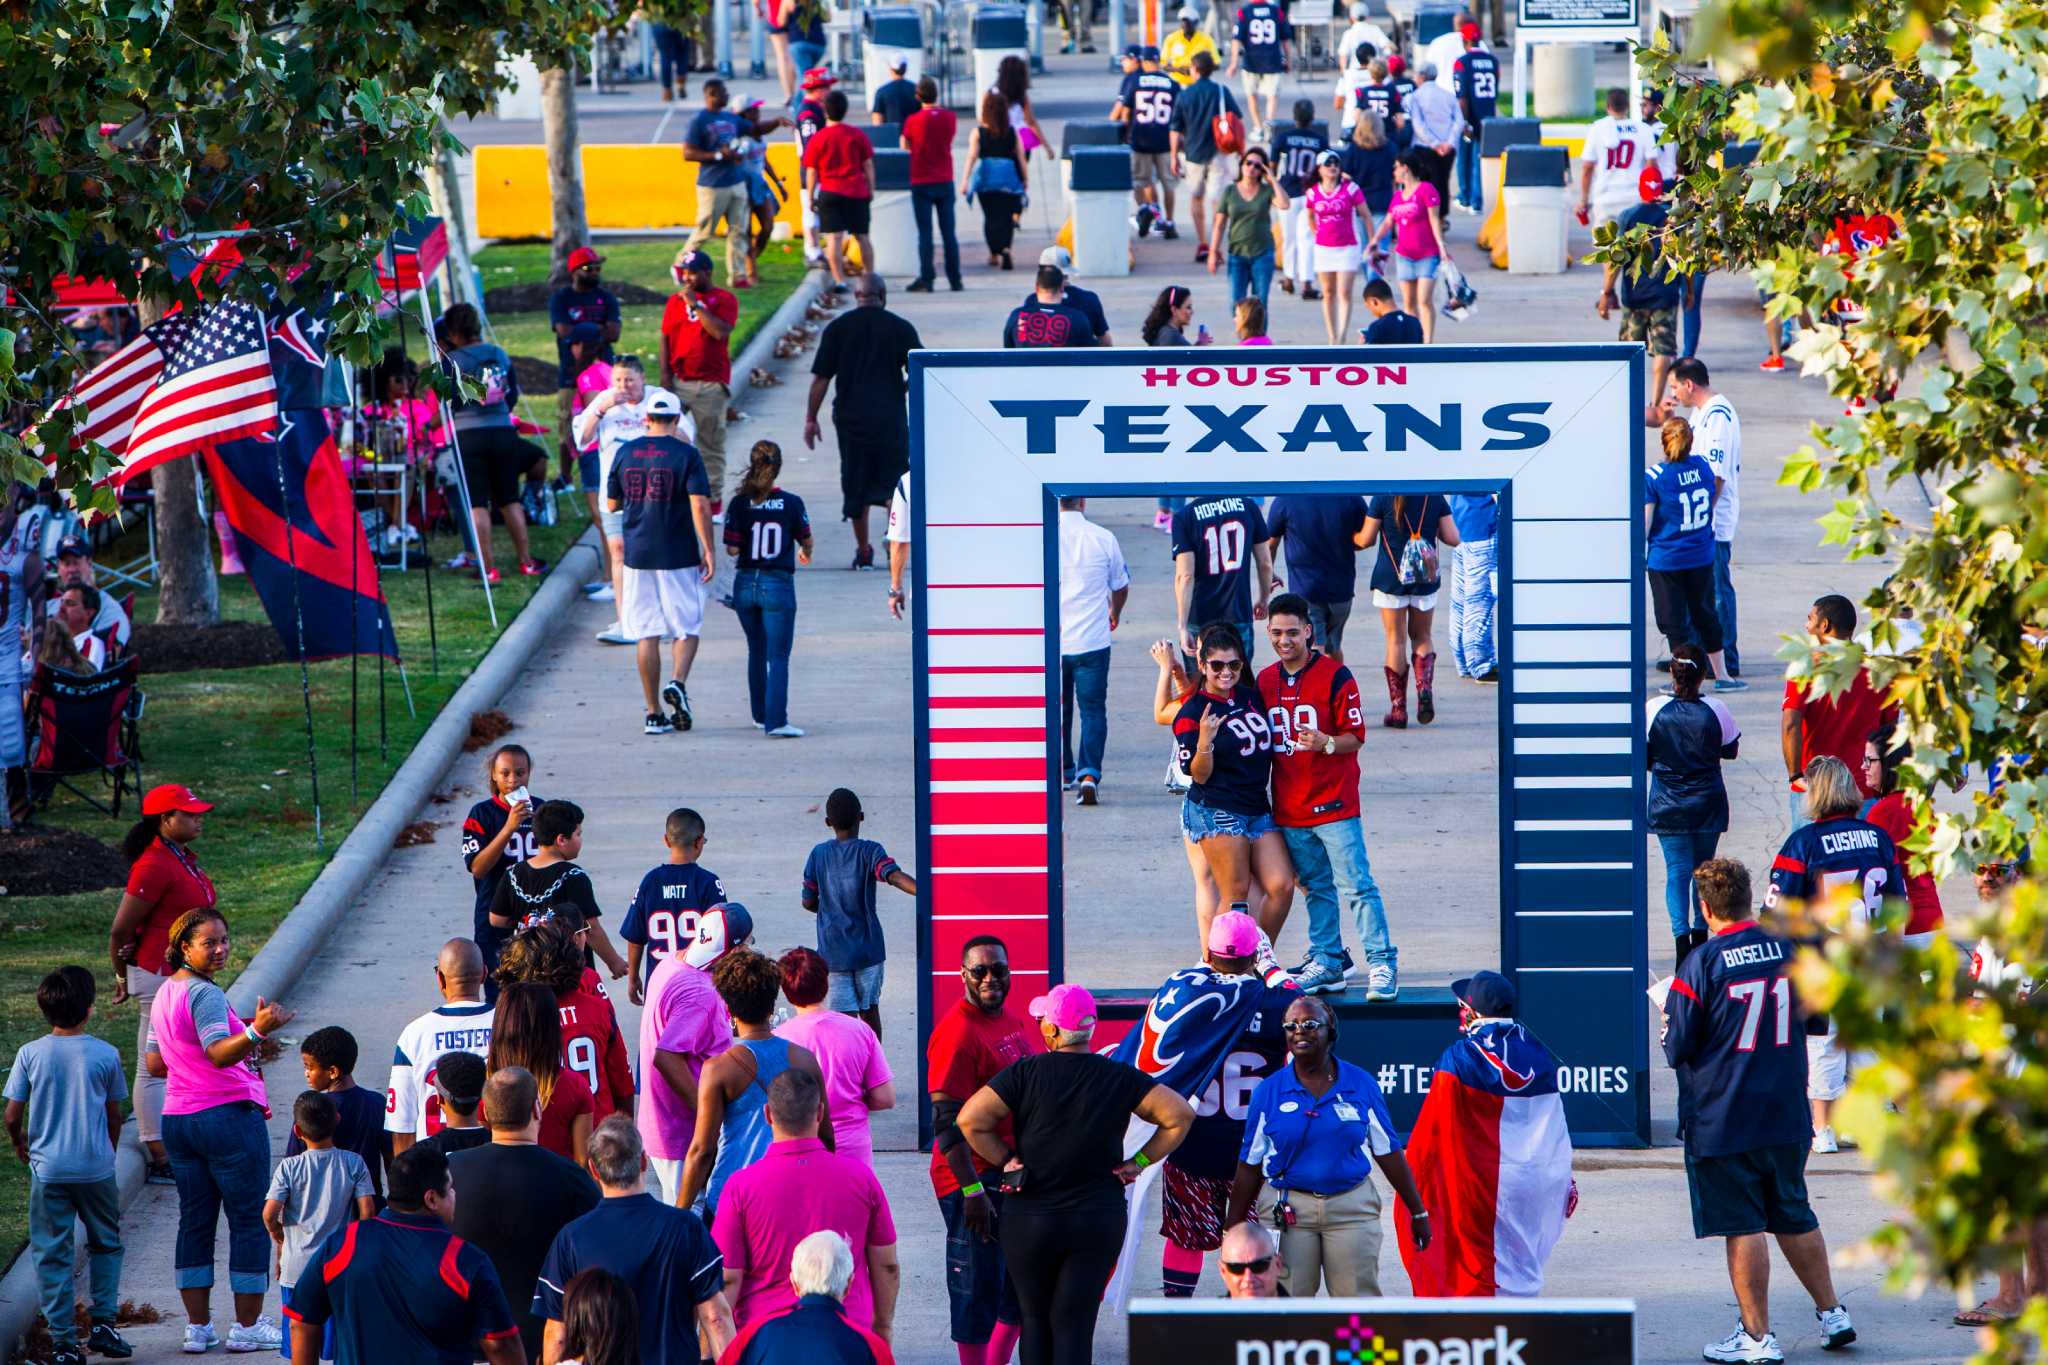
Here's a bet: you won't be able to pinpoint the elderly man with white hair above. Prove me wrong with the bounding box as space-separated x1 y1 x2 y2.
1219 1220 1289 1298
718 1231 896 1364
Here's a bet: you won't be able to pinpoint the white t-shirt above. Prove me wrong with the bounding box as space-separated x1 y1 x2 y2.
1580 116 1662 213
1336 19 1393 72
885 472 912 545
1688 394 1741 542
1057 508 1131 656
1424 29 1466 89
382 1000 493 1140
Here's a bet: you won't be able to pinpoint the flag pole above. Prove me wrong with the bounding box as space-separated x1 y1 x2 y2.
271 436 324 850
391 281 439 674
395 658 417 720
413 285 497 630
347 352 362 806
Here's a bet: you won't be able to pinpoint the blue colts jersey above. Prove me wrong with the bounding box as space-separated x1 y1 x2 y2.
1643 454 1716 571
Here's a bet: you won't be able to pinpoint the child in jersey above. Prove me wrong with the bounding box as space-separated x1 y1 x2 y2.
461 744 538 955
802 787 919 1038
486 799 629 993
619 807 727 1005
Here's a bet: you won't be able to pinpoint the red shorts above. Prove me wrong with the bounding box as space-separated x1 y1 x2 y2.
1161 1164 1231 1251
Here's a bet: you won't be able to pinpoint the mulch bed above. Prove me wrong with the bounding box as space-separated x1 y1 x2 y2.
513 354 562 400
131 620 290 674
483 280 668 314
0 826 130 897
464 709 516 751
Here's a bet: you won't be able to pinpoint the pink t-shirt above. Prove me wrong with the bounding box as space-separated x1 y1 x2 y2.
1388 181 1442 259
573 361 613 451
1307 179 1367 248
1239 335 1274 345
149 974 268 1117
634 956 731 1160
775 1010 892 1167
713 1138 898 1330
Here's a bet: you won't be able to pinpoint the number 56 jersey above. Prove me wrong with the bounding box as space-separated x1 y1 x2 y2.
1766 815 1906 928
1258 653 1365 827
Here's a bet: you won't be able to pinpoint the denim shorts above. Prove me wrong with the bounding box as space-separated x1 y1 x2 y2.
1181 799 1277 843
826 962 885 1011
1393 253 1440 282
578 449 601 492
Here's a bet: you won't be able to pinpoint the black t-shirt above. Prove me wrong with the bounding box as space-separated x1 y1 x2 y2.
1061 284 1110 341
1364 309 1424 344
872 77 920 125
1002 299 1097 349
448 1143 602 1361
987 1051 1156 1213
486 859 604 971
548 285 620 386
414 1125 492 1163
1365 493 1450 597
812 306 923 431
283 1083 388 1202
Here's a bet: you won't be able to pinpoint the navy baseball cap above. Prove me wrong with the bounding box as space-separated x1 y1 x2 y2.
1141 44 1161 59
1124 43 1142 57
1452 970 1518 1017
567 321 604 345
55 536 89 560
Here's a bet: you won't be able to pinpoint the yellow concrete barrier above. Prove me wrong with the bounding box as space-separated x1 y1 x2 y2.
475 143 807 238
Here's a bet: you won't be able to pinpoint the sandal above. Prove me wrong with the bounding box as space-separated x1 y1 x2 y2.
1954 1303 2015 1327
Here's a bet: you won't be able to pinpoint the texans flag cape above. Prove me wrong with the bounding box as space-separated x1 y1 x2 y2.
1396 1019 1573 1297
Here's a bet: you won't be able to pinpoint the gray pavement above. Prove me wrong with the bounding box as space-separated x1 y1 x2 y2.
100 50 1984 1365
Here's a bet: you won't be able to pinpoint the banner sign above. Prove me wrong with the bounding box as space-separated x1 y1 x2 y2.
1516 0 1639 28
1129 1297 1636 1365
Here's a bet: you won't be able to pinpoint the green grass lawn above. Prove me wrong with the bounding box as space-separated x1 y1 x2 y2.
0 511 588 1267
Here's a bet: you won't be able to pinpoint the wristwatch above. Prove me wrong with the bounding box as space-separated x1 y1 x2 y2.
1322 736 1337 755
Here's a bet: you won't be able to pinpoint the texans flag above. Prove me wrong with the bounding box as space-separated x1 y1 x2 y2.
1396 1019 1574 1297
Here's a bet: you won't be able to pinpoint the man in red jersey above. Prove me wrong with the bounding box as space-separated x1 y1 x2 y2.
1258 593 1398 999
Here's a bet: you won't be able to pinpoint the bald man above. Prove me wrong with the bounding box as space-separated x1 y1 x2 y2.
386 938 496 1154
1219 1221 1287 1298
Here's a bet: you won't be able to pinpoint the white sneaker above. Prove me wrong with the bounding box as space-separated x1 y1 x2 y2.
767 724 806 737
1365 962 1399 1001
595 622 631 645
582 583 615 602
1812 1125 1839 1154
183 1321 220 1354
1816 1304 1856 1350
1703 1323 1784 1363
225 1317 283 1353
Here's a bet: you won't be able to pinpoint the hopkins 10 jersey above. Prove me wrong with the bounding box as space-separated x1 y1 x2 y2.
1273 124 1327 196
1766 816 1907 928
1234 1 1291 73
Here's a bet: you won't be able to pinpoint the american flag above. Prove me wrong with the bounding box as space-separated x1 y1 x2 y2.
116 300 277 482
45 316 182 462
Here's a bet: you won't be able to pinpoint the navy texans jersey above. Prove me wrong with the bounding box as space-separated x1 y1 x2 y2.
1355 81 1402 123
619 862 727 983
1390 74 1418 110
1766 815 1907 928
1662 921 1812 1156
1452 48 1499 122
1174 683 1276 818
1171 495 1269 629
1234 2 1290 73
722 489 812 571
797 97 826 150
1273 125 1327 196
461 794 541 935
1120 70 1180 154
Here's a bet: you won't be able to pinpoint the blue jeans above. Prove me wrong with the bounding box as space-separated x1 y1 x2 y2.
911 183 963 286
1061 646 1111 783
164 1101 271 1294
1449 535 1497 676
788 41 825 107
1226 249 1275 309
1656 830 1720 937
733 569 797 730
1681 273 1706 358
649 23 687 89
29 1175 122 1346
1713 539 1739 676
1157 496 1183 514
1457 130 1485 209
1282 818 1394 970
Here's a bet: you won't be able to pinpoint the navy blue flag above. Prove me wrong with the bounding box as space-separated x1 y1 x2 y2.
1111 963 1297 1098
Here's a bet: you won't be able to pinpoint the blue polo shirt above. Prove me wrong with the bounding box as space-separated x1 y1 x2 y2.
1265 494 1366 604
281 1210 517 1365
726 1294 895 1365
1239 1059 1400 1196
534 1193 724 1365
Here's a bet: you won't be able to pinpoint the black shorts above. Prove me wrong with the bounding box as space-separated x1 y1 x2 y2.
456 425 545 509
835 419 909 519
817 190 872 235
1685 1142 1820 1239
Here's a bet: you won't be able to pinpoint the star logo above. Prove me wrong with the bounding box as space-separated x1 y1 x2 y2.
1334 1316 1399 1365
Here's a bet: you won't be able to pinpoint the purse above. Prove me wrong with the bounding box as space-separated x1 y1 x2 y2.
1212 109 1247 156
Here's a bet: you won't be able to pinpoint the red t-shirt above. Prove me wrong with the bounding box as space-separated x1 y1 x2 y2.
902 106 958 186
558 984 634 1123
1258 654 1367 827
125 838 218 976
659 287 739 387
926 997 1043 1196
1783 665 1893 796
537 1068 596 1161
801 123 874 198
1863 790 1943 935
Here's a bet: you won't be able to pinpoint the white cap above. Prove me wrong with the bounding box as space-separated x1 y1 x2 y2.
1038 245 1074 273
1350 1 1370 17
1178 4 1201 18
644 388 682 417
888 53 909 71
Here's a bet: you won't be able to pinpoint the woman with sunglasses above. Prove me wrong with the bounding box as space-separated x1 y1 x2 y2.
1224 995 1429 1299
1304 149 1373 345
1859 727 1945 950
1207 149 1288 311
1170 624 1297 950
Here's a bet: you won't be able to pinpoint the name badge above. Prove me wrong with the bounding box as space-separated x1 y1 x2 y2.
1333 1101 1361 1123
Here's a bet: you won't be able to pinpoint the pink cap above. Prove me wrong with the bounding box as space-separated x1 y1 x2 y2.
1208 910 1262 958
1027 983 1098 1031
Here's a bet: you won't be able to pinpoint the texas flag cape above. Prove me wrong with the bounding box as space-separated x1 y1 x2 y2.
1396 1019 1574 1297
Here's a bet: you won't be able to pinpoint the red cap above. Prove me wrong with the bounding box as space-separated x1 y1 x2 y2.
1460 19 1481 39
1638 166 1666 201
800 66 837 91
1386 53 1406 75
142 783 214 816
567 246 605 272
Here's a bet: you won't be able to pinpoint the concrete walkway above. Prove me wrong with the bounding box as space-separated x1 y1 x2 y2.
100 50 1980 1365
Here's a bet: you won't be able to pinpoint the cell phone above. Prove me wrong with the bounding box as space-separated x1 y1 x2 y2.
997 1165 1029 1194
1197 324 1211 343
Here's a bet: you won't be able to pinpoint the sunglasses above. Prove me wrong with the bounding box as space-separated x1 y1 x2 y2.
1281 1019 1327 1034
1222 1257 1274 1275
1204 658 1245 673
966 964 1012 980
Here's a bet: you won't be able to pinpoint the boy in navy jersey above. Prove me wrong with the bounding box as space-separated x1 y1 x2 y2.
1662 858 1856 1364
619 807 727 1005
1171 493 1272 666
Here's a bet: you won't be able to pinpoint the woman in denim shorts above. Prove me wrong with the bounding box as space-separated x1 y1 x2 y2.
1169 624 1297 950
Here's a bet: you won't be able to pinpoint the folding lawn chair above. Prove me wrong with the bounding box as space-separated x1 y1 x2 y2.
23 656 145 817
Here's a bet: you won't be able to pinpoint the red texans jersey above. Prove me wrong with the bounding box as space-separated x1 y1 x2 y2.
558 982 634 1122
1257 652 1365 827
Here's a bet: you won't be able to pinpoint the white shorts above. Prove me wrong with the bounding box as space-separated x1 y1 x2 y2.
1244 71 1281 97
1590 200 1631 231
1806 1026 1848 1101
621 565 705 641
650 1156 683 1204
1313 241 1363 275
1372 589 1439 611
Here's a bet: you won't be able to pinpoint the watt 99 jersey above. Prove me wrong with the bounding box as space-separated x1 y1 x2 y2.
1765 815 1907 929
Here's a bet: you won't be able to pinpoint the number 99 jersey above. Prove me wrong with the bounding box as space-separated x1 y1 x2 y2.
1173 683 1277 817
1766 815 1907 930
1257 653 1365 826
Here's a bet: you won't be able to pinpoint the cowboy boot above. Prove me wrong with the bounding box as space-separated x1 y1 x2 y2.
1382 667 1409 729
1414 650 1438 725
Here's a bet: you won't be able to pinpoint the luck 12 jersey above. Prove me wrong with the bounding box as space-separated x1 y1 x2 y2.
1766 815 1907 929
1234 2 1290 72
619 862 727 984
1257 652 1365 827
1273 124 1327 196
1172 495 1270 628
1120 70 1179 154
384 1000 494 1140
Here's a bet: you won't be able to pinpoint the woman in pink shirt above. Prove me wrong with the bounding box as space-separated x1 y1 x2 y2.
1303 151 1374 345
1367 151 1452 341
773 947 895 1166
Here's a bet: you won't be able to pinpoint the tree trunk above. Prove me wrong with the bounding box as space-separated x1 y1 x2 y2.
539 64 590 285
138 296 220 627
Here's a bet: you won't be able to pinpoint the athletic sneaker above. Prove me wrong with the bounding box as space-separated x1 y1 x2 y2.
48 1350 84 1365
768 723 806 738
595 622 631 645
644 712 674 736
1713 677 1750 692
1292 955 1350 995
1137 204 1156 237
581 582 614 601
225 1318 283 1353
1076 776 1099 805
661 680 692 732
710 498 725 523
1759 355 1786 372
1816 1305 1856 1350
146 1158 176 1185
1703 1324 1784 1363
1812 1125 1839 1154
1161 220 1179 240
1153 509 1173 532
853 544 876 570
1195 243 1210 263
1365 962 1399 1001
1301 283 1322 300
519 558 548 576
182 1322 220 1354
480 568 502 585
89 1322 135 1358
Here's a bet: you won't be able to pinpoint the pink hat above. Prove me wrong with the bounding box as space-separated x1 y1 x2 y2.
1207 910 1262 958
1027 983 1098 1032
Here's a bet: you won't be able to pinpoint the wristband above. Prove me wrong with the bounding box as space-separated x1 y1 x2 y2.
961 1182 986 1198
1133 1152 1152 1170
244 1024 266 1046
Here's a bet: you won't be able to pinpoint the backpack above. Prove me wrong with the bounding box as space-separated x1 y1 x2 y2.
1394 501 1439 586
